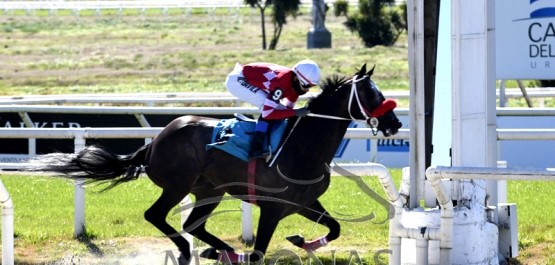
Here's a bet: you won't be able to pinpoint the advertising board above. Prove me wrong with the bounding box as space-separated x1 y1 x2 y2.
496 0 555 79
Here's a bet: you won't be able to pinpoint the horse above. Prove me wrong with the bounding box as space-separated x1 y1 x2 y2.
29 63 402 264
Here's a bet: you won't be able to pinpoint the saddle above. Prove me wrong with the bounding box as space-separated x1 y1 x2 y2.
205 114 288 162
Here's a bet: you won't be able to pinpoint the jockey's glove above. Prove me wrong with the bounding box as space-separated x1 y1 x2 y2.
294 107 310 117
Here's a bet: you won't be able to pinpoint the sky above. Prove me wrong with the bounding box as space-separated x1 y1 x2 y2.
431 0 452 166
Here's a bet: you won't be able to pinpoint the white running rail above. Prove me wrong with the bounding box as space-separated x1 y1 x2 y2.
0 179 14 265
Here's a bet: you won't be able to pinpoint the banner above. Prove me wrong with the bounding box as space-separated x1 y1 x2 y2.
0 113 229 161
496 0 555 79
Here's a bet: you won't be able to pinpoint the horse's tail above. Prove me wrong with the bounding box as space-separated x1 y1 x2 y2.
28 144 150 191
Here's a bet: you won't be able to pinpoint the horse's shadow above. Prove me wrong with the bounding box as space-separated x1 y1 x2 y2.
76 228 104 258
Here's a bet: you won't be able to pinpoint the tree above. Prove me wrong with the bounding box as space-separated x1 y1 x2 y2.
245 0 269 50
244 0 300 50
269 0 300 50
344 0 406 48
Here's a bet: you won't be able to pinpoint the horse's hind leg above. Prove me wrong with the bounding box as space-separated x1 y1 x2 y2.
184 180 235 259
286 200 340 251
144 188 192 264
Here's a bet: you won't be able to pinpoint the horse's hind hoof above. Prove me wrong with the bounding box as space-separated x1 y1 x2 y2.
286 234 305 248
178 252 191 265
199 247 219 260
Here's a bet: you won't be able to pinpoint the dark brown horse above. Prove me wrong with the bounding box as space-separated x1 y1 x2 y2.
29 64 402 264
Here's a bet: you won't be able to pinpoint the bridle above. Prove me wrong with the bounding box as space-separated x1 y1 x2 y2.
307 75 381 134
269 75 382 167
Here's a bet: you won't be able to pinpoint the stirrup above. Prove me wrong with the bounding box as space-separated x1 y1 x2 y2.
248 146 272 163
248 152 270 162
265 145 272 163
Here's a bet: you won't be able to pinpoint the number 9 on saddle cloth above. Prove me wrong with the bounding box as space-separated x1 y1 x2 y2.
206 117 289 162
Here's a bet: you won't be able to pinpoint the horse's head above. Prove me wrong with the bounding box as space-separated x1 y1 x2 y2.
351 64 402 137
306 64 402 136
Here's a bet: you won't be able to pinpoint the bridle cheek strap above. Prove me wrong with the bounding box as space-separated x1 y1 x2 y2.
348 75 373 121
348 77 398 136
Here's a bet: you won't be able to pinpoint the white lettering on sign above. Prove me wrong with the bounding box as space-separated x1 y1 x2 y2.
3 121 82 128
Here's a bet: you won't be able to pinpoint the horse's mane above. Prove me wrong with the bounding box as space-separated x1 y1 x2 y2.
306 75 349 111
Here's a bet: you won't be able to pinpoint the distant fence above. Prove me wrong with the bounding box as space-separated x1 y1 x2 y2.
0 0 405 16
1 0 246 16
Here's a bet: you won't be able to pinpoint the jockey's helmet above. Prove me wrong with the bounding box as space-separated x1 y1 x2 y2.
292 60 321 88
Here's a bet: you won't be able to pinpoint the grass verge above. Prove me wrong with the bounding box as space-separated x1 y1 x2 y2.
0 170 554 264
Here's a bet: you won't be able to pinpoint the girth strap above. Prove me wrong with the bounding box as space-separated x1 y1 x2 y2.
247 160 258 205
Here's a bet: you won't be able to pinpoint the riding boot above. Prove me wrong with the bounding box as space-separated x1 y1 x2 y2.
248 119 271 161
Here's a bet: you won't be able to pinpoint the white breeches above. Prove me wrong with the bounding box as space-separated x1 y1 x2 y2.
225 63 268 111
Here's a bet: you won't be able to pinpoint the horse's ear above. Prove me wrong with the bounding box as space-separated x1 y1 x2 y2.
357 63 367 79
367 64 376 77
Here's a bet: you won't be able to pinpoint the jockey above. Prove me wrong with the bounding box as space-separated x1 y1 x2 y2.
225 60 321 161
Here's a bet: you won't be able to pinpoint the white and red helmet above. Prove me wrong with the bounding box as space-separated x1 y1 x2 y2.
292 60 321 88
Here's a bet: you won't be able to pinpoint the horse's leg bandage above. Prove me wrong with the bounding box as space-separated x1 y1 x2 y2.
219 252 247 263
302 236 329 251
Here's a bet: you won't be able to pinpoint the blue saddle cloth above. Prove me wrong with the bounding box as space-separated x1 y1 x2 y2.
206 118 289 162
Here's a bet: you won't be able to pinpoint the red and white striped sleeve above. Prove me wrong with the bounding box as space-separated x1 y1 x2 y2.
282 96 297 110
261 98 295 119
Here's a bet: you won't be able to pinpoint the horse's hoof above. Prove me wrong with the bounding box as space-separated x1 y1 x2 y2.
199 247 219 260
177 252 191 265
286 234 305 248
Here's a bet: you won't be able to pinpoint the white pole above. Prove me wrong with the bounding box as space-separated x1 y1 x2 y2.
415 237 429 265
499 80 506 107
28 139 36 158
497 161 507 203
407 0 426 209
0 179 14 265
74 133 86 237
18 111 37 159
241 201 253 243
487 177 499 223
427 166 555 181
369 139 378 162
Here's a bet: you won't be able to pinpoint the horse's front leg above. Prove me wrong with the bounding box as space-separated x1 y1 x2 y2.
286 200 340 251
218 207 282 263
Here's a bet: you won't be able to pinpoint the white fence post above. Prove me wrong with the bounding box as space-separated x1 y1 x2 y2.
497 160 507 203
241 201 253 243
370 139 378 162
499 80 506 107
0 179 14 265
74 132 86 237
